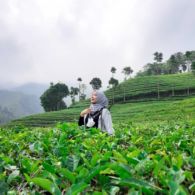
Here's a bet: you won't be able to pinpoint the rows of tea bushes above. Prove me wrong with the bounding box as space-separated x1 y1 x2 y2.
0 121 195 194
7 97 195 127
105 73 195 103
5 73 195 128
67 73 195 110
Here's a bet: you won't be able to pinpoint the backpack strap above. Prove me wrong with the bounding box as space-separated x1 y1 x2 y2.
91 107 105 119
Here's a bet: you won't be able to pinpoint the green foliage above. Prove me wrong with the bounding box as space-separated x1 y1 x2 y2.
40 82 69 112
70 87 79 104
191 61 195 74
138 50 195 76
110 67 117 78
185 51 195 62
154 52 163 63
0 120 195 194
167 52 185 74
90 77 102 90
142 62 165 75
122 66 133 80
77 78 87 101
109 77 119 88
29 177 61 194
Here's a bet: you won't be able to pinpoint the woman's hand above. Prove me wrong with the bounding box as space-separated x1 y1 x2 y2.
80 108 91 117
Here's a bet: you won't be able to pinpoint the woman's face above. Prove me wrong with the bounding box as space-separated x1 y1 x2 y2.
91 92 97 104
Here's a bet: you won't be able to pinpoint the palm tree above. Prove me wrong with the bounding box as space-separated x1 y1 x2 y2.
191 61 195 74
70 87 79 104
80 84 87 100
122 66 133 80
110 67 117 78
109 77 119 88
154 52 163 63
77 77 82 100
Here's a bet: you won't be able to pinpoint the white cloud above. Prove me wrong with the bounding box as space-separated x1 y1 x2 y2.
0 0 195 88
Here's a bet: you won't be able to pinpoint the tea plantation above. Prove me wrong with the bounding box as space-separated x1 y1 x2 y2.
1 73 195 194
0 119 195 194
7 73 195 127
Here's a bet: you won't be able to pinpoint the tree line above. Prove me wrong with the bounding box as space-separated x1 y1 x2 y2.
137 50 195 76
40 66 133 112
40 50 195 112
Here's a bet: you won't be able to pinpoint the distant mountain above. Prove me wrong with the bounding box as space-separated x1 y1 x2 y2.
0 90 43 124
11 82 74 106
12 82 49 97
0 81 93 124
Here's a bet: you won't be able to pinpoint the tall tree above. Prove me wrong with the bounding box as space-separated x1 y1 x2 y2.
154 52 163 63
109 77 119 88
191 61 195 74
136 50 195 77
77 77 82 100
90 77 102 89
185 51 192 59
122 66 133 80
167 55 178 74
80 84 87 100
167 52 185 74
185 51 195 72
153 52 164 74
110 67 117 78
40 82 69 112
70 87 79 104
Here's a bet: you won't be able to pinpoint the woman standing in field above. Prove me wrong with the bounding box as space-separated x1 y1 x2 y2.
78 90 114 135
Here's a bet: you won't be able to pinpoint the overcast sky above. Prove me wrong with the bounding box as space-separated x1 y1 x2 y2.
0 0 195 89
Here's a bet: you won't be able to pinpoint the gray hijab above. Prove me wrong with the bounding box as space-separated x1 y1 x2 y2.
90 90 108 113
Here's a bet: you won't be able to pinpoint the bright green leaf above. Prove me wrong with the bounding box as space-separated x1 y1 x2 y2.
31 177 61 195
66 182 89 195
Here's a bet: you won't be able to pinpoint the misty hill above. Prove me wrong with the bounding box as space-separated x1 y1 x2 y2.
11 82 86 107
12 82 49 97
0 90 43 124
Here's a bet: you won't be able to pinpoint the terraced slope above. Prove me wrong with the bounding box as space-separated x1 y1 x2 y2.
6 97 195 127
5 73 195 127
105 73 195 103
